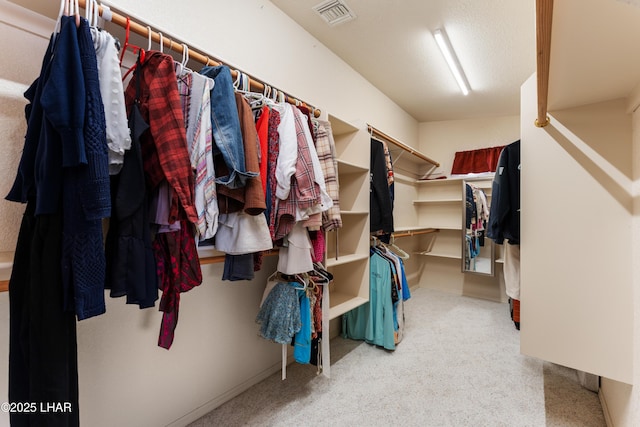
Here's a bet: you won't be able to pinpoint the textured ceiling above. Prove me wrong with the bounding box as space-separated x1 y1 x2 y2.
10 0 640 122
270 0 537 122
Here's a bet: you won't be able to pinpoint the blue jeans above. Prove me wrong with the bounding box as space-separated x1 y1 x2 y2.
200 65 256 189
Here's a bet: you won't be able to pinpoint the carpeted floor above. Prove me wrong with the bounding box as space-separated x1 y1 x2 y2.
188 287 606 427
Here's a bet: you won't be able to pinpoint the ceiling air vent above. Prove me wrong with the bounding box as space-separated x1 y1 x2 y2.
313 0 357 26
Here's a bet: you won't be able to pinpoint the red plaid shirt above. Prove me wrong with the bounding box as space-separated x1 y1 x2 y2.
125 52 197 224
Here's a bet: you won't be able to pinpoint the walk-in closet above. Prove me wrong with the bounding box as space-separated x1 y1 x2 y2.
1 0 639 426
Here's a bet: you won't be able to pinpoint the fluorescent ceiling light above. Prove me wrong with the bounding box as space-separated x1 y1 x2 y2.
433 28 470 96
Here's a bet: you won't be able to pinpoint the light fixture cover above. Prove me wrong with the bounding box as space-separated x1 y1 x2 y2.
434 28 470 95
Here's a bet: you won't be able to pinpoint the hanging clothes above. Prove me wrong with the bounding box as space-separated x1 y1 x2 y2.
91 26 131 175
342 241 410 350
256 281 302 344
104 53 158 308
343 248 397 350
123 50 202 349
487 140 521 329
370 139 394 236
177 68 219 240
314 119 342 231
200 65 257 189
6 15 88 427
61 17 111 321
487 140 520 245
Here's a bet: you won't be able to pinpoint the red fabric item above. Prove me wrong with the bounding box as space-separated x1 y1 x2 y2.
512 299 520 323
267 109 281 241
154 222 202 349
255 106 270 196
124 52 197 225
451 145 505 175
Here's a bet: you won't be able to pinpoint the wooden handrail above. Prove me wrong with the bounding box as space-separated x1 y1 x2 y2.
535 0 554 127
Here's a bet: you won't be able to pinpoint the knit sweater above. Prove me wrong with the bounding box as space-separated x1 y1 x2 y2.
61 17 111 320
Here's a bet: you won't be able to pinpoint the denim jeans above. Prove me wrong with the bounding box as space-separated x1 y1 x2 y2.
200 65 256 189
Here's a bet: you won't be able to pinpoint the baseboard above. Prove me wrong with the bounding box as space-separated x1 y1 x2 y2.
599 389 614 427
164 360 285 427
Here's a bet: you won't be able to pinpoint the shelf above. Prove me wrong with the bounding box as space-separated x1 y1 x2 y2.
337 159 368 175
329 114 359 136
416 173 495 184
325 253 369 267
340 210 369 216
413 198 461 204
329 293 368 320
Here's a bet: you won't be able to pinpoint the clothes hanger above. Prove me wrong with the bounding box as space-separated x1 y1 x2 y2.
235 72 266 107
84 0 92 25
120 16 145 81
312 262 333 282
175 43 192 76
56 0 80 33
68 0 80 27
385 235 410 260
146 26 152 51
85 0 100 28
53 0 66 37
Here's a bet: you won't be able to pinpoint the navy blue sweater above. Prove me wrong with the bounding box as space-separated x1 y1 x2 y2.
487 140 520 245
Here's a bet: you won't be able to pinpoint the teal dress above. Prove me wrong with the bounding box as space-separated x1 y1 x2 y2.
343 251 396 350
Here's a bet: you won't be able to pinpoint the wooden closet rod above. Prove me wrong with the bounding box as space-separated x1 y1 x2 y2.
392 228 439 239
535 0 553 127
78 0 320 117
0 250 281 293
368 125 440 167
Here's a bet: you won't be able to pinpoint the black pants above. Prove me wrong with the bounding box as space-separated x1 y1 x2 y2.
9 202 79 426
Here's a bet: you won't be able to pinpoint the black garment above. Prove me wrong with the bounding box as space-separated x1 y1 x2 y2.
104 92 158 308
487 140 521 245
370 139 394 234
9 202 79 427
222 254 255 281
465 183 475 229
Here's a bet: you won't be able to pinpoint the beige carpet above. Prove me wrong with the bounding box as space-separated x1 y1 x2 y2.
188 287 606 427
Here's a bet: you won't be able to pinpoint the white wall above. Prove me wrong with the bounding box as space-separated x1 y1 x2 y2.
0 1 420 426
598 85 640 427
520 73 633 385
103 0 420 148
